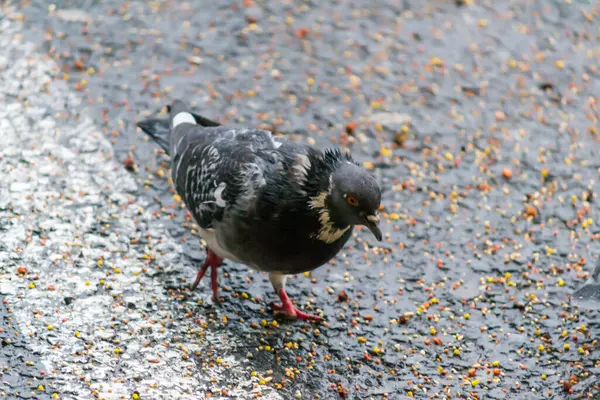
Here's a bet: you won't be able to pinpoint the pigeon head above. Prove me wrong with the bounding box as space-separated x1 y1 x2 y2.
328 162 382 241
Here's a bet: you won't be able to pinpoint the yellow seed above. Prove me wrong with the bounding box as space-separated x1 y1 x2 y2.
555 60 565 69
564 344 570 351
477 19 487 27
97 259 103 266
430 57 444 66
85 281 90 286
464 313 470 320
241 292 249 300
541 374 547 380
389 213 399 220
38 385 44 391
380 147 392 157
558 278 565 287
538 344 544 352
47 325 54 331
251 371 257 377
508 60 517 68
306 77 315 86
444 152 453 161
75 331 81 338
541 169 549 178
492 361 500 367
28 283 36 289
471 379 479 387
430 327 437 335
578 347 584 354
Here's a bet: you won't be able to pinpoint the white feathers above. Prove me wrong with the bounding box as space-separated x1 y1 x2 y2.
268 272 288 292
291 153 311 183
214 182 227 207
172 112 196 127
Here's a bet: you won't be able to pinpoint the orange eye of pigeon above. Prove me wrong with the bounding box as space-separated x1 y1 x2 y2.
347 195 359 207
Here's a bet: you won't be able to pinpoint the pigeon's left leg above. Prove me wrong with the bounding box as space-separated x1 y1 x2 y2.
190 248 223 300
269 272 320 321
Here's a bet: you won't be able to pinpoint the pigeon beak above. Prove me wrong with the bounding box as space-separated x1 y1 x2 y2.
364 214 382 241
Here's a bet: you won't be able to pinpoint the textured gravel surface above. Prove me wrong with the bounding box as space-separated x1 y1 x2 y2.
2 0 600 399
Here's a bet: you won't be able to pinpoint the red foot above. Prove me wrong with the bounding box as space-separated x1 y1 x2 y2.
210 264 219 300
190 249 222 300
272 289 321 321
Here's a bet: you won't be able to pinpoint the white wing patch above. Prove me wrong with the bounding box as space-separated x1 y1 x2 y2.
291 153 311 183
172 111 196 127
214 182 227 207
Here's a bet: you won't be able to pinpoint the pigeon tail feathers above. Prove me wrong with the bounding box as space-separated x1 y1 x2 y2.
137 117 170 153
137 100 222 155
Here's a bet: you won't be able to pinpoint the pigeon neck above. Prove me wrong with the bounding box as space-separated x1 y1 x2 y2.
324 195 351 229
308 187 351 244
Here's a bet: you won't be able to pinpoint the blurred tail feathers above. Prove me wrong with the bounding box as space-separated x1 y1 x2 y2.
136 101 221 154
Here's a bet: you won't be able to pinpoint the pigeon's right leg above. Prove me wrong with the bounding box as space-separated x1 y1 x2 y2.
269 272 321 321
190 249 223 298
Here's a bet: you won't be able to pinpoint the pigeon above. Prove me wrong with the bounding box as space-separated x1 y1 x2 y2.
137 100 382 321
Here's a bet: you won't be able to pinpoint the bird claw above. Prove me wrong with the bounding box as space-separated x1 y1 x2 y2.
271 302 321 321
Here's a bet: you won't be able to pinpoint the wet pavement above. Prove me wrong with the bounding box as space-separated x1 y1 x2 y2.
2 0 600 398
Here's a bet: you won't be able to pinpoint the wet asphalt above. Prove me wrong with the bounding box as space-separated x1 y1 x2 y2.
4 0 600 398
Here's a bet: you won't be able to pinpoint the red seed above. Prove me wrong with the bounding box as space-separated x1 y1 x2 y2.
502 168 513 179
124 155 135 171
295 28 310 39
